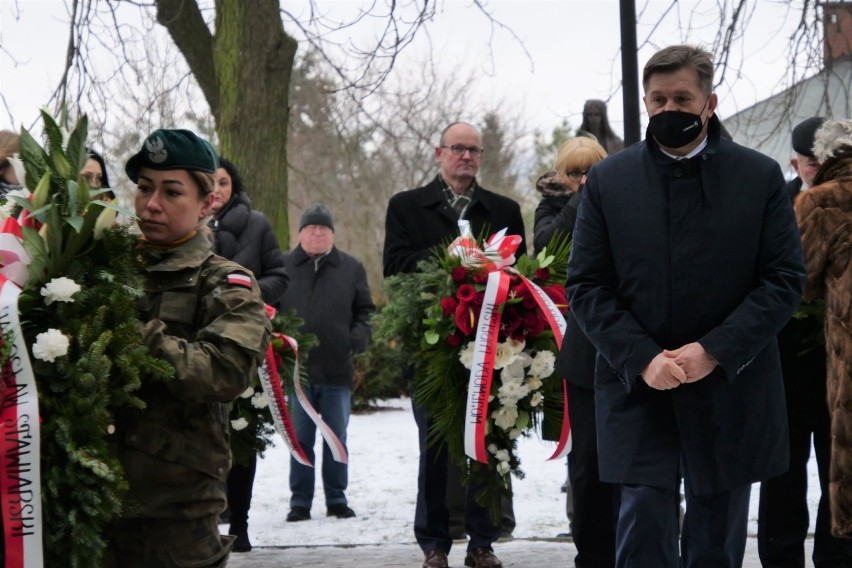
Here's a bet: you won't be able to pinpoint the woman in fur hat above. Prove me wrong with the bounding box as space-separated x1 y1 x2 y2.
794 118 852 539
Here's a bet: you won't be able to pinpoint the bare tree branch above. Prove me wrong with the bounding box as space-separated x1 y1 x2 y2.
154 0 219 116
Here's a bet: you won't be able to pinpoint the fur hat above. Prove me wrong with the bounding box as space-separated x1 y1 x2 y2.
125 129 218 183
791 116 826 158
812 119 852 163
299 202 334 231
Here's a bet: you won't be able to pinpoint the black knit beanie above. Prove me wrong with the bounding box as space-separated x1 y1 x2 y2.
299 202 334 231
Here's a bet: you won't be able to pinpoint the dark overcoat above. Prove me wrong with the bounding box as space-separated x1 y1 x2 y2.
281 244 375 388
566 117 806 496
212 191 289 309
383 176 527 277
533 185 596 389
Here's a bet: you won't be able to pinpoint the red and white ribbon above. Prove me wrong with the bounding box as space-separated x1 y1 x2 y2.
257 308 347 466
547 379 573 460
257 337 312 467
508 269 572 460
463 270 510 463
0 275 44 568
452 227 572 464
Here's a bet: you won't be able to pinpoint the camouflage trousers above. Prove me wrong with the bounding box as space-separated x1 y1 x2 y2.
102 514 234 568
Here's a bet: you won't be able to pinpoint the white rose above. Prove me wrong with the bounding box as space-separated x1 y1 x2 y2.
505 338 526 355
500 358 526 382
251 392 269 409
508 428 521 440
530 350 556 378
498 381 530 405
32 328 70 362
40 277 81 305
487 443 499 455
530 392 544 407
1 187 30 217
496 461 511 475
230 417 249 431
494 449 510 463
240 386 255 398
492 343 515 370
459 342 475 369
492 404 519 430
525 376 543 391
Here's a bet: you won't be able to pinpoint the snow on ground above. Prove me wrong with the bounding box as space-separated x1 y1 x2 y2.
241 397 819 547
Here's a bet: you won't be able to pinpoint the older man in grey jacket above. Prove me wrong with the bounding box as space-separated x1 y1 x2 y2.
281 202 375 524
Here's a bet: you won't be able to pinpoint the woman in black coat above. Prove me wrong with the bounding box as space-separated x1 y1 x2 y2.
212 157 289 552
533 135 617 567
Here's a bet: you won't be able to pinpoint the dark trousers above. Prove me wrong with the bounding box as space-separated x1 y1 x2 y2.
226 454 257 536
568 382 617 568
447 459 515 537
616 479 750 567
413 400 500 555
104 515 232 568
758 348 852 567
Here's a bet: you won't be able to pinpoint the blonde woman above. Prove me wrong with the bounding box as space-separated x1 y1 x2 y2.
533 135 615 567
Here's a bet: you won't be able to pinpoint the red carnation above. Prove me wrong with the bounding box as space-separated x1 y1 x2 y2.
472 272 488 285
451 266 469 283
440 296 458 317
446 333 463 347
457 283 476 302
535 267 551 281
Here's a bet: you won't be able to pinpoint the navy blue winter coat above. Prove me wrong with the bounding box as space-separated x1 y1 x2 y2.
566 117 805 495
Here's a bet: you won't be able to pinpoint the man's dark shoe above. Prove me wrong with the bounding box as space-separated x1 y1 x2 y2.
231 531 252 553
286 506 311 522
326 503 356 519
464 547 503 568
422 550 449 568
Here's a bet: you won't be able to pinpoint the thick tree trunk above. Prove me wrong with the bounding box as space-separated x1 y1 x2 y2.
155 0 297 245
214 0 297 245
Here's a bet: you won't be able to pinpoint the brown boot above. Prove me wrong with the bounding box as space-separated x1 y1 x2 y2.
464 547 503 568
422 550 449 568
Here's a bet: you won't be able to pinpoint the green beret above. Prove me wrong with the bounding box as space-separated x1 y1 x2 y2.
125 129 219 183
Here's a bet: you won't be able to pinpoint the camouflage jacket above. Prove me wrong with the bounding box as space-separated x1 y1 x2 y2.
116 231 271 519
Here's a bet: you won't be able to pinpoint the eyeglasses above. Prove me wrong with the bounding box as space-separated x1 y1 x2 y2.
565 171 588 181
441 144 484 157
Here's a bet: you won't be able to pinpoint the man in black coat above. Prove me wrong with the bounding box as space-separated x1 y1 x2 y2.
383 121 526 568
282 203 375 524
566 45 806 568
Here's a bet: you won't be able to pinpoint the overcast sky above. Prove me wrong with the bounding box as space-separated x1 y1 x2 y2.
1 1 812 141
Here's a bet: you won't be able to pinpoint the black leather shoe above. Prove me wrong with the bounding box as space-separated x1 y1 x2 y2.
326 503 356 518
422 550 449 568
464 547 503 568
231 531 252 553
286 506 311 522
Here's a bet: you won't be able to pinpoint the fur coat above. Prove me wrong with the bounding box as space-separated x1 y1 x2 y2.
795 151 852 538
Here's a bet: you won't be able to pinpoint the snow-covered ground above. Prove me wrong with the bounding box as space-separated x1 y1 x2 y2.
240 397 819 547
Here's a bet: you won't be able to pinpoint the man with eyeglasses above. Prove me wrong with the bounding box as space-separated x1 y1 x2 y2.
383 121 526 568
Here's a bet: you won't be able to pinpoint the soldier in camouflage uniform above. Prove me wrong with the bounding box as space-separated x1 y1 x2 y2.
103 129 271 568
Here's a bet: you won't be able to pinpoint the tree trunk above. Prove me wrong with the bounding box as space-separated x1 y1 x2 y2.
155 0 297 245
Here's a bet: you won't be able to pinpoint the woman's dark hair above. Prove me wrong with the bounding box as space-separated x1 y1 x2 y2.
217 156 244 195
86 147 111 189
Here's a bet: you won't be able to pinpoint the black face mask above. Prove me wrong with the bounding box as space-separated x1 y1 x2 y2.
646 98 710 149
